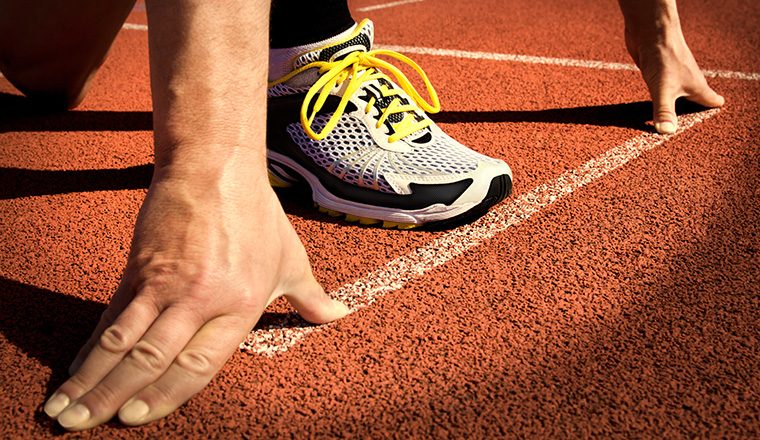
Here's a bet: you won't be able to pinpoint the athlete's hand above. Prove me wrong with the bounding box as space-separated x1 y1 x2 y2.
621 12 724 134
42 171 349 430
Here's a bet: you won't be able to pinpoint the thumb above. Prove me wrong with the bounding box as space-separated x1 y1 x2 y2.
282 276 350 324
652 88 679 135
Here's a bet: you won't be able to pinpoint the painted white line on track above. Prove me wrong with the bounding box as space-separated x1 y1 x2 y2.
122 23 148 31
119 23 760 81
378 44 640 72
240 108 721 356
357 0 425 12
377 44 760 81
701 68 760 81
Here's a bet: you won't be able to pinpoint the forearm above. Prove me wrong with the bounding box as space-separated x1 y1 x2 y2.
145 0 270 184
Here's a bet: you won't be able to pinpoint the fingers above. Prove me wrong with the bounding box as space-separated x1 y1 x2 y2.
44 280 346 431
46 304 201 431
652 80 725 135
118 315 250 425
67 285 142 375
625 24 725 135
43 297 158 418
634 40 725 135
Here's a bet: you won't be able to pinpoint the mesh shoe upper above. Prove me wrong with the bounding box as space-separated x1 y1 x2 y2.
267 19 512 227
269 20 507 194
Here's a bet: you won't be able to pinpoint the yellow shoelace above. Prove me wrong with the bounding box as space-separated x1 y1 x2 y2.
270 49 441 143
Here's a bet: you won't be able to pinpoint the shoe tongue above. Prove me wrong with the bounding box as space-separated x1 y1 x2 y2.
359 77 433 146
295 20 375 69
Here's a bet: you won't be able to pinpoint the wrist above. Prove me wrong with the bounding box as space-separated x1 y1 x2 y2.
151 141 270 194
618 0 682 45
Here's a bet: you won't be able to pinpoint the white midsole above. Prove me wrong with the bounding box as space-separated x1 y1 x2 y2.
267 151 493 224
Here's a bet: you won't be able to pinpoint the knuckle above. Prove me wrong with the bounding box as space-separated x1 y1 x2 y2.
64 373 91 395
128 340 167 372
175 349 215 376
83 381 120 409
98 326 130 354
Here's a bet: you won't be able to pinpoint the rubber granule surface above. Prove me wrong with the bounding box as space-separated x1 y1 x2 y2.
1 0 759 438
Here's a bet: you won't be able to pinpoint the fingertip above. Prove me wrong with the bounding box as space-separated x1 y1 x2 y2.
43 392 70 418
690 86 725 109
714 94 725 107
289 288 351 324
118 399 150 426
304 298 351 324
655 121 677 134
700 91 725 109
57 403 91 430
652 96 677 134
331 299 351 320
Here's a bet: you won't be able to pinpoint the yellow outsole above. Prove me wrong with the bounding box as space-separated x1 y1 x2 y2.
268 171 294 188
316 204 419 230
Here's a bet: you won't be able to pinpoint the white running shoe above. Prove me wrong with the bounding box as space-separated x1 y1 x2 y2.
267 19 512 229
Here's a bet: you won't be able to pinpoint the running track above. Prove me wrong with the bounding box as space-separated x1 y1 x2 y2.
1 0 759 438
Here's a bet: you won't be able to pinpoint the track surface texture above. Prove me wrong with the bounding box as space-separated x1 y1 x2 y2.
2 0 759 438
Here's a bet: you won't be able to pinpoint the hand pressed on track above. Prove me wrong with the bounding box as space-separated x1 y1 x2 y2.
622 22 724 134
42 172 349 430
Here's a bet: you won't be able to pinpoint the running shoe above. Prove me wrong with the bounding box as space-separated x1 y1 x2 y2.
267 19 512 229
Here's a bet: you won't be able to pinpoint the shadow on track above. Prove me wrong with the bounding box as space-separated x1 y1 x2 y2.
0 277 104 379
0 92 153 133
0 165 154 200
0 277 105 431
431 99 710 130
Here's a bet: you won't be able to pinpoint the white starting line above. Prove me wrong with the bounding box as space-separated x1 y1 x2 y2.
241 108 722 356
357 0 426 12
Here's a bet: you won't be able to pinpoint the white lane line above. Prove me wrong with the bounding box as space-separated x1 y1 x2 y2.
122 23 148 31
357 0 425 12
701 68 760 81
376 44 760 81
119 23 760 81
240 108 721 356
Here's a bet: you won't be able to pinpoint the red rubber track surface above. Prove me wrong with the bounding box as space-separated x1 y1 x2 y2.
1 0 759 438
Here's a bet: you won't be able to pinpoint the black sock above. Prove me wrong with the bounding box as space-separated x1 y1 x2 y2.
270 0 355 49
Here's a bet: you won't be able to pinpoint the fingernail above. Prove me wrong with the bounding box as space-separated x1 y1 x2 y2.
656 121 676 134
119 399 150 425
334 299 351 316
43 393 70 417
58 404 90 428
